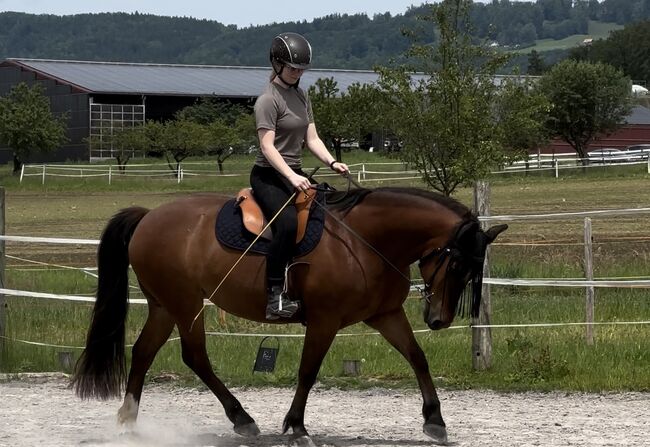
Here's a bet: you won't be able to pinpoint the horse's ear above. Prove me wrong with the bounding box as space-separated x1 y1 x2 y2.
484 224 508 244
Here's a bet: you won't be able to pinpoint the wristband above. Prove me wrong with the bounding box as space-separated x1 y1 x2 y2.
329 160 337 170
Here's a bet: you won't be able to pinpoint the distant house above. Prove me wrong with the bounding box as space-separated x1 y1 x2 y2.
544 105 650 154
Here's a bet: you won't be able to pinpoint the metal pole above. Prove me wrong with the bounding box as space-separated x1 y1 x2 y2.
584 218 595 345
0 187 6 366
472 181 492 370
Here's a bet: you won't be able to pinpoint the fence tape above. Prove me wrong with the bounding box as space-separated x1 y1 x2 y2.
3 319 649 351
484 278 650 288
480 207 650 222
0 288 218 306
0 235 98 245
6 255 98 277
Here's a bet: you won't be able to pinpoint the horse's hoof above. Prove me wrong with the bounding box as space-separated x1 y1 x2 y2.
423 423 448 445
234 421 260 437
289 435 317 447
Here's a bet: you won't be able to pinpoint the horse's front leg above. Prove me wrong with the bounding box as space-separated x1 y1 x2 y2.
365 308 447 445
283 319 339 447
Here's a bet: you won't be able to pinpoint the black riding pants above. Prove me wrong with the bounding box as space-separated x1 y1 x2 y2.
250 165 308 286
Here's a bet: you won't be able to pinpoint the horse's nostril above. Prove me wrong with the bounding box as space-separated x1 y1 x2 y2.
427 320 444 330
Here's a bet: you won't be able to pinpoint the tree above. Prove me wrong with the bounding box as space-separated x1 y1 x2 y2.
527 50 546 75
176 97 250 125
0 82 67 173
156 119 209 175
494 76 550 164
102 125 150 172
374 0 547 195
537 59 632 164
309 77 382 161
308 78 346 162
570 21 650 84
177 99 255 172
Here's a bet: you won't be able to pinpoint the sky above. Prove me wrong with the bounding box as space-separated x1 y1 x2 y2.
0 1 438 28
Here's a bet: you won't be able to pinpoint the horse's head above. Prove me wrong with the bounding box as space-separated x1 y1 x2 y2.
419 220 508 330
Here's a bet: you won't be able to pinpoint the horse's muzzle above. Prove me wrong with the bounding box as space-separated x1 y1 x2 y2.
427 319 450 331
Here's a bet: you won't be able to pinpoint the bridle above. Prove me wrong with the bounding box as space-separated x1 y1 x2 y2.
417 246 453 303
417 219 487 318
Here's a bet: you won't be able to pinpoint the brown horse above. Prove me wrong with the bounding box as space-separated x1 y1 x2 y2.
72 186 506 446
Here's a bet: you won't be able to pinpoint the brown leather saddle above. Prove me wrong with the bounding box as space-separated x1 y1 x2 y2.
235 188 317 243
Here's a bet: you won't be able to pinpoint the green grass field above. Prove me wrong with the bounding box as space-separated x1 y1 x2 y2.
512 20 623 54
0 152 649 392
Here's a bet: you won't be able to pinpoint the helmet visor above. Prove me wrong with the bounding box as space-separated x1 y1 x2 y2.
283 60 310 70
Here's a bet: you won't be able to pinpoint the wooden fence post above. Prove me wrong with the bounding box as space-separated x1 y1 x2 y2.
472 181 492 370
0 187 6 365
584 217 595 345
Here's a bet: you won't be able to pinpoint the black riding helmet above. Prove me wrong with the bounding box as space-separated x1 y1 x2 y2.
270 32 312 78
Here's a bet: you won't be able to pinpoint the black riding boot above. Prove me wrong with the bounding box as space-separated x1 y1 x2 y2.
266 284 300 320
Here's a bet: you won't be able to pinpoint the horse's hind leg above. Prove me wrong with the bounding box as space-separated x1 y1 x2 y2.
365 308 448 444
118 302 175 426
177 314 260 437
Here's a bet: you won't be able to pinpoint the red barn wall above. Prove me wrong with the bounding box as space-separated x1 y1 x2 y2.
541 125 650 154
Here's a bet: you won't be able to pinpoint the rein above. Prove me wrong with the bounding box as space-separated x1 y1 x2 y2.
313 186 482 317
310 181 456 297
309 188 413 286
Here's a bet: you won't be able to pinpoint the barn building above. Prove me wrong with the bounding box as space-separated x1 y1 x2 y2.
0 58 383 164
545 104 650 154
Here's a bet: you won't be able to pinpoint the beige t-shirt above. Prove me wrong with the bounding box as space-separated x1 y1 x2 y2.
254 82 314 168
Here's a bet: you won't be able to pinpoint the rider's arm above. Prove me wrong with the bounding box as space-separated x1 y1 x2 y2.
305 123 349 174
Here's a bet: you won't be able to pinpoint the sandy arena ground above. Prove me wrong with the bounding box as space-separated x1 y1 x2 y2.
0 374 647 447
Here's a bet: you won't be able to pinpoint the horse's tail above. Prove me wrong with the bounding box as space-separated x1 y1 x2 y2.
72 206 149 400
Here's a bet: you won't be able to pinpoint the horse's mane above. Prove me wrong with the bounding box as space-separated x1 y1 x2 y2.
325 186 473 218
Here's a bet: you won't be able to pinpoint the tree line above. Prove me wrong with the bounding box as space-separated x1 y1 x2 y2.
1 0 649 70
0 0 635 196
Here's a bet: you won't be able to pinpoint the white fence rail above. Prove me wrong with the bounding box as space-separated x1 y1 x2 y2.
19 152 650 185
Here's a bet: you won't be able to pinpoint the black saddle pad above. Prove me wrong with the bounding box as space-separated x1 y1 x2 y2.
215 189 326 256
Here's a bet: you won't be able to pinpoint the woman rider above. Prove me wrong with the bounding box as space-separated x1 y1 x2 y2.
252 32 349 320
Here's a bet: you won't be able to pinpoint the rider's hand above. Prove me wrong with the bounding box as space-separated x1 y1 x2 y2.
330 161 350 174
289 174 312 193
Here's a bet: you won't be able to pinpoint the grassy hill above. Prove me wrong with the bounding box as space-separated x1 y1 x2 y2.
514 21 624 54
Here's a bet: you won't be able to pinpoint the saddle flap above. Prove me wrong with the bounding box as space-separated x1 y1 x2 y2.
236 187 316 243
237 188 272 240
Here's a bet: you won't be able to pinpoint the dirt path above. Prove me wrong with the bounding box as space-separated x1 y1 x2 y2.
0 375 647 447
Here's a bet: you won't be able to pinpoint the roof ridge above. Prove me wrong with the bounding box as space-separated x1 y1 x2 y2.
6 58 377 73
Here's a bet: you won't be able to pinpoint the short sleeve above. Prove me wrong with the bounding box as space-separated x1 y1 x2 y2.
254 93 277 131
